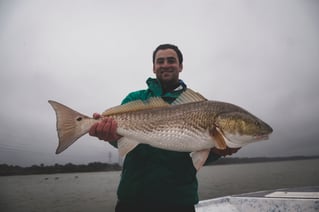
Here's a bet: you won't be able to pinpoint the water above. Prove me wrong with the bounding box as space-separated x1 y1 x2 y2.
1 159 319 212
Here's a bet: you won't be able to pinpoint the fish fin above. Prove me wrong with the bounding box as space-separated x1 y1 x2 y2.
102 88 205 116
191 149 210 171
117 137 139 156
209 127 227 150
102 98 169 116
48 100 94 154
171 88 207 105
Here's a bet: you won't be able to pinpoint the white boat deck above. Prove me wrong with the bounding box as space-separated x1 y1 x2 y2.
195 186 319 212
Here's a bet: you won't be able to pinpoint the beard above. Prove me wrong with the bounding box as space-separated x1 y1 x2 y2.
156 68 179 81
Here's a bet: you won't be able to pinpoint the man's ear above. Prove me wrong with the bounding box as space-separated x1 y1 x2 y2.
153 64 156 73
179 64 183 72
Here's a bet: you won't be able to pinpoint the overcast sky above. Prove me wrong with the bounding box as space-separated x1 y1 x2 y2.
0 0 318 166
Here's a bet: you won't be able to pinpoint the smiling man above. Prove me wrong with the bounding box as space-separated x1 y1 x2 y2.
152 46 183 93
89 44 240 212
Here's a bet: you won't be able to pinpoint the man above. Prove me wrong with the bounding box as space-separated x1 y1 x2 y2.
89 44 239 212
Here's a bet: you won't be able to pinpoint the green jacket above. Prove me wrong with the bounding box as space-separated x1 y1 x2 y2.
116 78 220 206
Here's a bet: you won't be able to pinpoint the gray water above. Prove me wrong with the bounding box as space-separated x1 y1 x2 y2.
1 159 319 212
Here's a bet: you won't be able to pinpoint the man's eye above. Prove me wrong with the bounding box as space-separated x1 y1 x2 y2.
167 59 176 64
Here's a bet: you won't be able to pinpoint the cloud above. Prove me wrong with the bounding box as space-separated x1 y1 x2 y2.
0 0 318 166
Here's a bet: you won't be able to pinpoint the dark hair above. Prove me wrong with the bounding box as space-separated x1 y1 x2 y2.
152 44 183 64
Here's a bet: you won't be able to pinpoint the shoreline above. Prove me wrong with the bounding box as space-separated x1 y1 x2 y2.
1 156 318 176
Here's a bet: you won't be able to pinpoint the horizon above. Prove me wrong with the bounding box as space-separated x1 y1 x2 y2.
2 154 319 168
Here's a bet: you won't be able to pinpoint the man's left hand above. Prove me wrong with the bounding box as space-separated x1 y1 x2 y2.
211 147 241 157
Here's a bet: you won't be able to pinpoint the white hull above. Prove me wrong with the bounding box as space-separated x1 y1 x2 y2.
195 186 319 212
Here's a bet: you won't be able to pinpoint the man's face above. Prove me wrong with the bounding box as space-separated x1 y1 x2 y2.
153 49 183 85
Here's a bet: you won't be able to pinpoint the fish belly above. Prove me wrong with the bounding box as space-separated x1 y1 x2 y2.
114 103 215 152
117 127 214 152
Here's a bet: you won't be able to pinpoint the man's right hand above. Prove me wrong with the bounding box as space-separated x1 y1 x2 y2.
89 113 121 141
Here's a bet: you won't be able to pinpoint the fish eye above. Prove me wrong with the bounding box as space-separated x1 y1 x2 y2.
76 117 83 121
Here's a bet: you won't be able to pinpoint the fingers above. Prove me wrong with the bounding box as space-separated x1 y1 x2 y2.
108 118 119 140
89 117 120 141
93 113 101 119
229 147 241 154
89 122 99 137
210 147 225 156
99 118 113 140
211 147 241 156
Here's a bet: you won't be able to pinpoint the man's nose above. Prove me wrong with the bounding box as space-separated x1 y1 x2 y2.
160 60 170 67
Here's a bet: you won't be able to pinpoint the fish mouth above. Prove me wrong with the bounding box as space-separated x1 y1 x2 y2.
254 134 269 140
222 132 271 148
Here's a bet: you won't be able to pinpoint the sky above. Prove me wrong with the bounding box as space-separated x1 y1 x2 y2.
0 0 318 166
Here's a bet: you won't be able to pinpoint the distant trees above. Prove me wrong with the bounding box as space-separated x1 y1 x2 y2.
1 155 318 176
205 155 319 166
0 162 122 176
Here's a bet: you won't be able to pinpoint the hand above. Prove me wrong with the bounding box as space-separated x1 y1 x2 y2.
211 147 241 157
89 113 121 141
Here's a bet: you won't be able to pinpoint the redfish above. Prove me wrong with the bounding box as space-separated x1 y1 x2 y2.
48 89 272 170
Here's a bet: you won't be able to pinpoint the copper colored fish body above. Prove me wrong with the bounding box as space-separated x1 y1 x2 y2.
48 89 273 170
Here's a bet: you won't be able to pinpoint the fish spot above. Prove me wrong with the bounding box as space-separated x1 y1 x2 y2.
76 117 83 122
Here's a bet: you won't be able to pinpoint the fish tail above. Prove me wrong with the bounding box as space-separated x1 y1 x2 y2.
48 100 95 154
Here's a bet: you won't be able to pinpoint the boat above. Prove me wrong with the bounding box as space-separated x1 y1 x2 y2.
195 186 319 212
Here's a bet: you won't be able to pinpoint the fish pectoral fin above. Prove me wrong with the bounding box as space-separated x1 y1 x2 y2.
191 149 211 171
117 137 139 157
209 127 227 150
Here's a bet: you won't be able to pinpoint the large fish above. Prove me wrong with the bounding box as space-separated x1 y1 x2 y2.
48 89 272 170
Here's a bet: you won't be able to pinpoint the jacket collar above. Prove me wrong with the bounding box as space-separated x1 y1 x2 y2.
146 77 187 98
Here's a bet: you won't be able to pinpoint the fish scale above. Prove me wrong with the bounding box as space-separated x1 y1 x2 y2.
110 101 241 152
